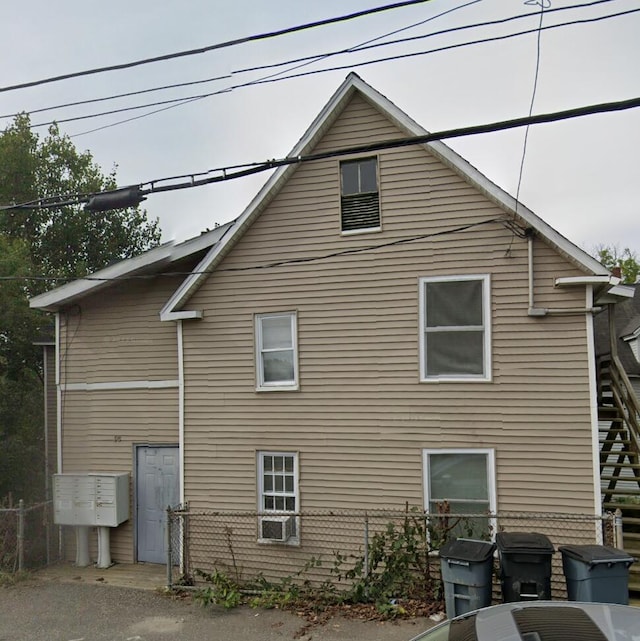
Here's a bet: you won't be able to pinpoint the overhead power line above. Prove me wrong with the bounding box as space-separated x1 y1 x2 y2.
3 94 639 213
25 4 639 132
0 0 431 94
1 0 614 123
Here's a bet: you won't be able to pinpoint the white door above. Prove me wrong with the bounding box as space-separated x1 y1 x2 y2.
136 445 179 564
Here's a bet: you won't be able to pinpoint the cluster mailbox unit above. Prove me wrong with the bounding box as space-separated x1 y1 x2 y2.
53 472 130 568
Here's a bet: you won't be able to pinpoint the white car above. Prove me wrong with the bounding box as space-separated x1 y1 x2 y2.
410 601 640 641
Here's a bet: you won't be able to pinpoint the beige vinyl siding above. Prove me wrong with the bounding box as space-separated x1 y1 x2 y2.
44 345 58 487
181 90 596 538
60 388 178 563
59 274 186 385
55 268 189 563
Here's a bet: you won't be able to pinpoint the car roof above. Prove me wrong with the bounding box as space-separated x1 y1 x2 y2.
410 602 640 641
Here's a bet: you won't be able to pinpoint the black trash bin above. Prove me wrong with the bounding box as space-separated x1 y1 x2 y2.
559 544 635 605
439 538 496 619
496 532 554 602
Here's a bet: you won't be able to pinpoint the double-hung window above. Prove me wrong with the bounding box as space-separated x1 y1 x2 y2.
258 451 299 543
340 157 380 233
419 275 491 381
255 312 298 391
423 449 496 540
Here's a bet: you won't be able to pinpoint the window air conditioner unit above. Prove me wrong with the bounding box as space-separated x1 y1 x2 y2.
260 515 294 542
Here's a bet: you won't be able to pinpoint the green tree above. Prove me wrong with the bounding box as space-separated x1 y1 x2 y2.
0 236 44 502
0 115 162 501
0 114 160 281
596 245 640 285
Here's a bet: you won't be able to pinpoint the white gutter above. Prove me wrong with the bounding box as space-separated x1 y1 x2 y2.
527 238 610 316
55 313 62 474
555 275 621 287
177 320 185 506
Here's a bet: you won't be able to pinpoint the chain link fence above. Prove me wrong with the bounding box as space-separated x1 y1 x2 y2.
0 500 59 573
167 506 619 600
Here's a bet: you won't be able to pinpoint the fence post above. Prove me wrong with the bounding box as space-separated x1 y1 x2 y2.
17 499 25 572
614 508 624 549
182 502 189 577
363 512 369 579
166 505 173 589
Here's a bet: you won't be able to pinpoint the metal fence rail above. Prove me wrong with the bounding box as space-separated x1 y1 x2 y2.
167 507 618 599
0 500 59 572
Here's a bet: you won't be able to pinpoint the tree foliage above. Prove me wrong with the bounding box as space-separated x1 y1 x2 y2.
0 114 160 282
0 114 162 502
596 245 640 285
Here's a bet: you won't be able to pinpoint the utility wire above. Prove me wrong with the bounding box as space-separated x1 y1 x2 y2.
0 0 619 123
236 0 617 74
27 5 638 132
0 0 432 93
1 217 508 282
3 94 640 212
232 0 484 87
1 0 483 120
514 1 546 219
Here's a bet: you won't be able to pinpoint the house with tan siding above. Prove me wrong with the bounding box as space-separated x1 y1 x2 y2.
31 73 633 569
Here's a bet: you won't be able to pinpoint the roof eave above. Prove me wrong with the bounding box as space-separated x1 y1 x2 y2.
29 224 233 312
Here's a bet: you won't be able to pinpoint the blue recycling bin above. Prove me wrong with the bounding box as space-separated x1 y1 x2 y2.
559 545 635 605
440 538 496 619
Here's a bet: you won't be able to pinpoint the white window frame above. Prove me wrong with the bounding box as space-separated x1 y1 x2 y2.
255 311 299 392
257 451 300 545
422 448 497 540
419 274 491 382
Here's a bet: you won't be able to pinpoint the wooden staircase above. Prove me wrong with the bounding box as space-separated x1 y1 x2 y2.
598 355 640 593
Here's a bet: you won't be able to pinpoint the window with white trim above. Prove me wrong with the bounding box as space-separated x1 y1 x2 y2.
255 312 298 391
340 157 380 233
419 275 491 381
423 449 496 540
258 451 299 543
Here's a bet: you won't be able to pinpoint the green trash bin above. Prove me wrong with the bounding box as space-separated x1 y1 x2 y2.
559 545 635 605
440 538 496 619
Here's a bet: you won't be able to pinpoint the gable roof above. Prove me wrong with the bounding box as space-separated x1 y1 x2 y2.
29 222 234 312
160 72 608 320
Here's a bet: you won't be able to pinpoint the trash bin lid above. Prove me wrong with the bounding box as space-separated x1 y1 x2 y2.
496 532 554 554
559 544 635 566
440 538 496 563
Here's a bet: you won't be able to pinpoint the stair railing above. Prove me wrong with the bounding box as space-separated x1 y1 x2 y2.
608 354 640 456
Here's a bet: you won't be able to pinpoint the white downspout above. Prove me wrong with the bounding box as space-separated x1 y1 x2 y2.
55 312 62 474
177 320 185 506
55 312 63 560
585 284 604 539
43 345 49 499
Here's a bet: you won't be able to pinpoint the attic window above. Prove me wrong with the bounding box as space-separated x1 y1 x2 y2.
340 157 380 233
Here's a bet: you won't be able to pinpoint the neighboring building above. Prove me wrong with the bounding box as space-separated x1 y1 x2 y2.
595 283 640 399
594 282 640 592
32 73 630 568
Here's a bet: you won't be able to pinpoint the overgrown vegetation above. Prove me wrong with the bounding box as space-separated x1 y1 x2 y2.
0 115 161 504
191 506 482 620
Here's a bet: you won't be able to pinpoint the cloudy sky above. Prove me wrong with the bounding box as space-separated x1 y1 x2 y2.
2 0 639 257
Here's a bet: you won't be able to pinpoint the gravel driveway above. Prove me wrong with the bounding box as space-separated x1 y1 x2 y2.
0 578 437 641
